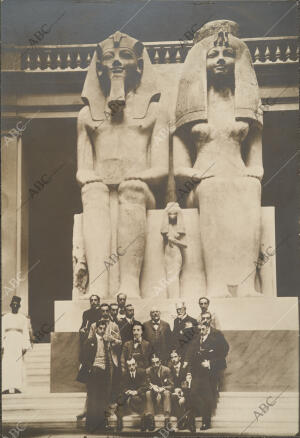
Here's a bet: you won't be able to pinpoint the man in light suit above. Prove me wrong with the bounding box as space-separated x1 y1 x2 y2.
121 322 153 372
145 353 174 431
89 303 122 402
143 307 172 364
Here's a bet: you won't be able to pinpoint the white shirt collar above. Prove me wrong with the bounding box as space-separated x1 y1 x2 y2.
201 327 211 342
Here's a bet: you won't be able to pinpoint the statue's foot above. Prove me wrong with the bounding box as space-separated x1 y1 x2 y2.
238 289 262 297
208 290 232 298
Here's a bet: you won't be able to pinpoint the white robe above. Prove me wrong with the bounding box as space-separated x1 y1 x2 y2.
2 312 31 392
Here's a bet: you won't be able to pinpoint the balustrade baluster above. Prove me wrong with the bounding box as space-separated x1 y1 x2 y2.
254 46 261 63
264 45 271 63
86 52 92 68
36 54 42 70
285 45 292 62
25 53 31 70
153 48 160 64
76 52 81 69
274 46 281 63
66 52 72 70
46 53 52 70
57 53 62 70
165 48 170 63
175 48 181 63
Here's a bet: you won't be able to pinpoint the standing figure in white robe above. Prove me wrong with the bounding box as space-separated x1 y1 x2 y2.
2 296 31 394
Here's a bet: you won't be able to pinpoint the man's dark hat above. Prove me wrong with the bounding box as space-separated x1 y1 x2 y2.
11 295 21 304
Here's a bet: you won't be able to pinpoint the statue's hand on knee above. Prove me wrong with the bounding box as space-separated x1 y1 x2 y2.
76 169 103 187
243 166 264 181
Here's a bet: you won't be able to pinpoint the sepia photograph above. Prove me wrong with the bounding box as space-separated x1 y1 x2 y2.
1 0 299 436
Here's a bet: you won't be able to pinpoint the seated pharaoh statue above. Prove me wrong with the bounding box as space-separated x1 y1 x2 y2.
173 20 264 297
76 31 169 298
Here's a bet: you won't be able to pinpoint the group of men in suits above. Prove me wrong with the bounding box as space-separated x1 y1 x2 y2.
77 293 229 433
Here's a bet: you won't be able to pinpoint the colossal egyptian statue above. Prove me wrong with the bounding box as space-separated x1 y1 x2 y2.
76 31 168 298
173 20 264 297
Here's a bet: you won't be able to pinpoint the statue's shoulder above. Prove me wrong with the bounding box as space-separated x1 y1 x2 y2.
148 98 169 122
78 105 92 124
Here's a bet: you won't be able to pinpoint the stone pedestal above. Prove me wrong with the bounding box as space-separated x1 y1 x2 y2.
52 297 298 393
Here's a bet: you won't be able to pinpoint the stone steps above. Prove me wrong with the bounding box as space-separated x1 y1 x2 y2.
23 344 51 389
3 343 298 435
3 392 298 435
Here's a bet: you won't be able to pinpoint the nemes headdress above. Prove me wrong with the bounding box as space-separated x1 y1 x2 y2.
175 20 262 131
81 31 160 121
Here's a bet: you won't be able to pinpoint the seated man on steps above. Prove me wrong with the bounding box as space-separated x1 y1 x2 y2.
116 356 148 431
168 349 189 430
145 353 174 431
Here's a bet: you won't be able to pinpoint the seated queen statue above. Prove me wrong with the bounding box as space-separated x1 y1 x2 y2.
173 20 264 297
76 31 169 298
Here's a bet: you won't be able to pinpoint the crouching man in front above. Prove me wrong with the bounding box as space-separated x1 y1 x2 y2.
116 356 148 432
145 353 174 431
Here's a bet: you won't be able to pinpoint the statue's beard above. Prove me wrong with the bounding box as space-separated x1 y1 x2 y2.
108 74 126 112
106 70 141 113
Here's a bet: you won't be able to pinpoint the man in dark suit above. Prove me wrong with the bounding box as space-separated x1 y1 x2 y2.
172 301 197 358
168 349 189 430
109 302 120 325
116 356 148 432
145 353 174 431
79 295 101 339
184 319 229 431
77 294 101 420
143 307 172 364
119 304 141 344
121 322 153 372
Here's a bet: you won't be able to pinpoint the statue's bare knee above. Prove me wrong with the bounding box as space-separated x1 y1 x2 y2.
118 180 148 205
81 181 109 209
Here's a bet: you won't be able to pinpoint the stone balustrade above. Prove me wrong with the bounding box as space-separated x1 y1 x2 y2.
3 36 298 72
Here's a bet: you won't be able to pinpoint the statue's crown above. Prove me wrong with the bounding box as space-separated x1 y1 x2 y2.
194 20 239 44
97 31 143 58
